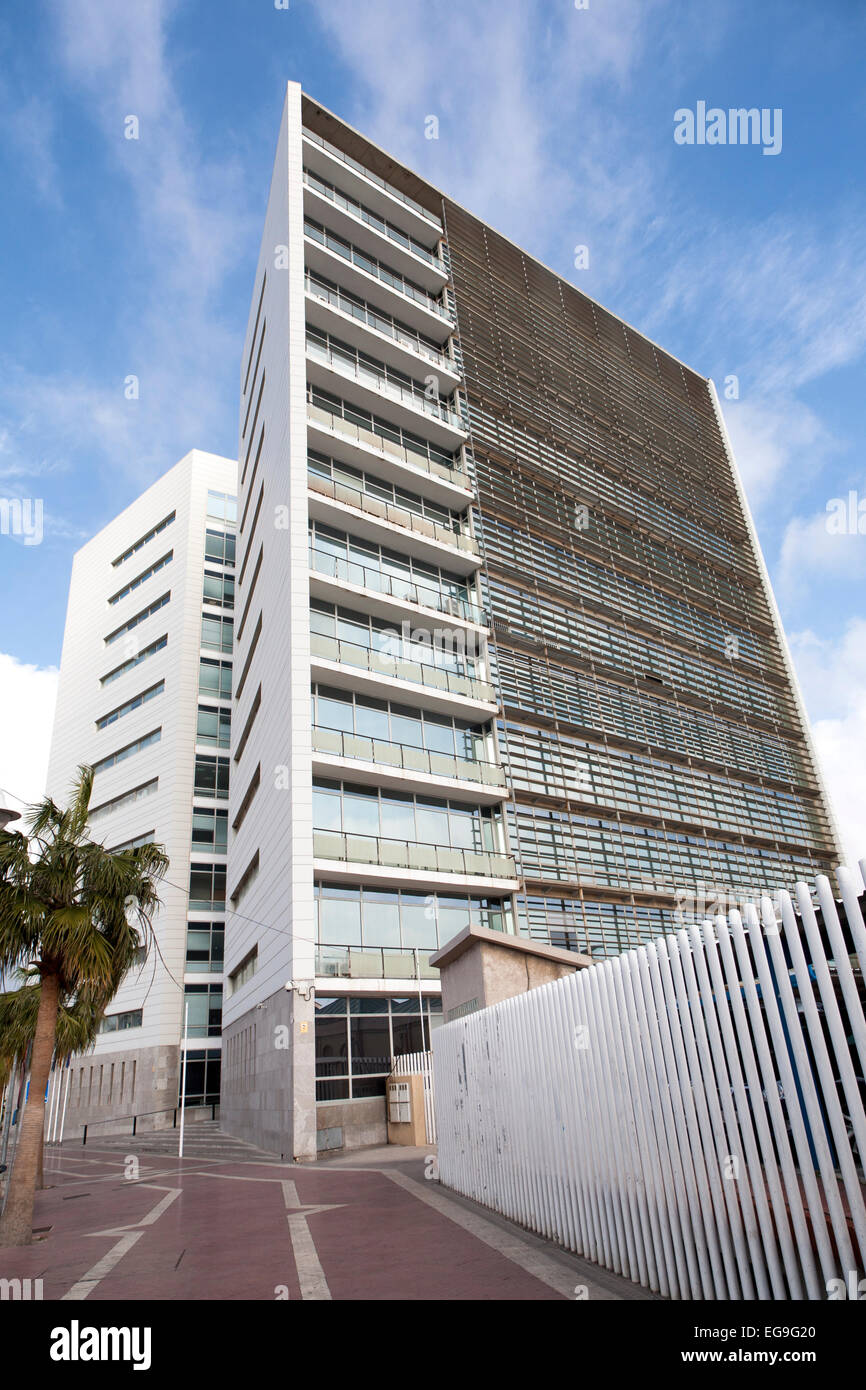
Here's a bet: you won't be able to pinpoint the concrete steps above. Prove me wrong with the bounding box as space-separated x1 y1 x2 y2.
55 1120 284 1164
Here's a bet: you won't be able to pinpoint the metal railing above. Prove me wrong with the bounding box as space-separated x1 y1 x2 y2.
312 725 506 787
303 126 442 229
310 630 495 704
316 946 439 980
306 398 467 487
305 217 451 322
305 273 454 372
306 337 465 431
310 547 485 624
307 469 479 556
303 167 445 270
81 1101 219 1145
313 829 517 879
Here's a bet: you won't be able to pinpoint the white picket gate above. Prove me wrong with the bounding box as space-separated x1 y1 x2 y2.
391 1050 437 1143
433 864 866 1300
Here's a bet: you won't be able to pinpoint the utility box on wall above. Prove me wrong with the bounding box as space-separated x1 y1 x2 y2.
388 1080 412 1125
386 1073 426 1146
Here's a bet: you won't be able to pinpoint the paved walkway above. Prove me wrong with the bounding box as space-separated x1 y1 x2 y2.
0 1127 653 1301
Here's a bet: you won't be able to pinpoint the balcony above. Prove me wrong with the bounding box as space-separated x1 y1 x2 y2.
312 726 509 803
303 168 448 293
305 335 466 448
309 547 486 629
304 229 452 343
313 829 519 885
310 631 497 717
316 944 439 981
307 470 480 574
304 271 461 387
306 398 472 509
302 128 443 243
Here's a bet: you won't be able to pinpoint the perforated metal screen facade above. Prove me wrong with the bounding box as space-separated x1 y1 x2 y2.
300 95 839 961
441 199 838 956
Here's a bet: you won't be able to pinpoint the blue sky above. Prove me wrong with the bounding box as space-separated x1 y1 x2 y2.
1 0 864 859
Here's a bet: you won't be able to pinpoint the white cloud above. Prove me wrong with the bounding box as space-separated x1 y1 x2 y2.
723 397 837 513
0 0 255 489
0 88 63 207
778 506 866 599
0 653 59 817
789 622 866 867
313 0 666 278
645 213 866 518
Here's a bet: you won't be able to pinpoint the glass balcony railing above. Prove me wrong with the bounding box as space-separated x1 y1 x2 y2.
316 945 439 980
313 829 518 879
303 168 445 270
310 548 486 625
306 398 467 488
307 470 479 556
305 273 455 373
303 127 442 230
306 337 465 432
312 726 506 787
310 631 495 704
305 217 451 323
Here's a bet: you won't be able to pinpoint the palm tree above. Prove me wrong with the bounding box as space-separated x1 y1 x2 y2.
0 984 107 1189
0 767 167 1246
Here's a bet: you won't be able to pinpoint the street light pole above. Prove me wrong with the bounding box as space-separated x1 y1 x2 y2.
178 1001 190 1158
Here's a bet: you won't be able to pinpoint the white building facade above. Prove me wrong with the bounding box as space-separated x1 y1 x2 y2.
221 83 840 1161
46 449 237 1135
221 84 516 1158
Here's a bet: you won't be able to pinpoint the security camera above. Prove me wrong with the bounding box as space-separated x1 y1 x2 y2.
284 979 314 1001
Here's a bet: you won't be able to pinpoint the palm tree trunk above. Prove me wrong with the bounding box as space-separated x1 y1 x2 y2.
0 973 60 1246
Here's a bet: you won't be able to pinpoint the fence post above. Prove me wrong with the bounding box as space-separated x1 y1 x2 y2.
431 865 866 1301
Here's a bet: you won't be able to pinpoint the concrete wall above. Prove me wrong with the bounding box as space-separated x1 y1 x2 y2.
440 938 579 1020
221 986 294 1158
316 1097 387 1154
59 1044 179 1139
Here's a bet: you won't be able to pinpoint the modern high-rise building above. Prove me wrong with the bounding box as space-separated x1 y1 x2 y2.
46 449 237 1133
220 83 842 1160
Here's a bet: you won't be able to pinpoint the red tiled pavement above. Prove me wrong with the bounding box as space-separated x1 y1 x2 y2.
0 1144 597 1301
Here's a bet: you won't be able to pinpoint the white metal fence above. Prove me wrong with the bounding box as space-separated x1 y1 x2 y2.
392 1050 437 1143
433 864 866 1300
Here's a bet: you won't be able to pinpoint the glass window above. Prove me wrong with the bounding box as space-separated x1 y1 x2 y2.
361 890 401 947
313 786 342 832
343 789 379 837
319 890 362 946
380 791 413 840
183 984 223 1038
182 1050 221 1107
354 696 389 740
315 1016 349 1077
400 897 437 949
392 1016 425 1056
317 693 354 733
349 1017 391 1075
415 799 449 845
423 714 457 755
